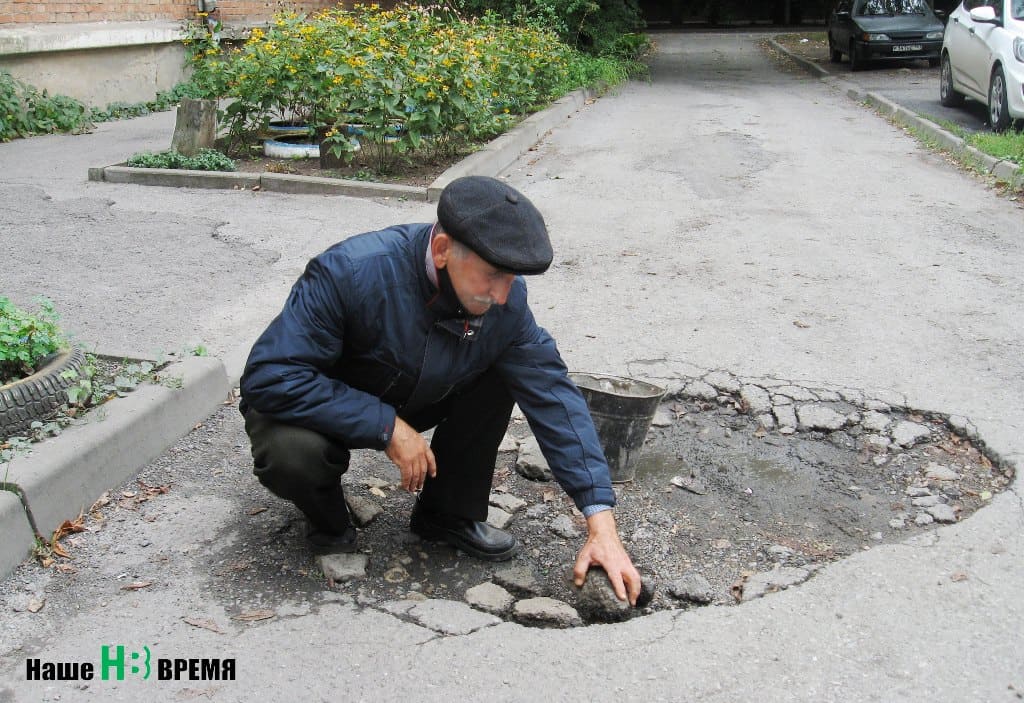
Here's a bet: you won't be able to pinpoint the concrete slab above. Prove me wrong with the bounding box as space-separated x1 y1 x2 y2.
260 173 426 200
100 165 260 190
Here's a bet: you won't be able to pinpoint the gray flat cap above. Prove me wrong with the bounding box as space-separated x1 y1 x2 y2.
437 176 552 275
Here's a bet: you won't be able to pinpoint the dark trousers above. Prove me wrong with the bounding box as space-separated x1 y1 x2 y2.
243 368 515 534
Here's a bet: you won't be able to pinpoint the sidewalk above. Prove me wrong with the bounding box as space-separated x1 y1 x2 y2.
1 31 1022 701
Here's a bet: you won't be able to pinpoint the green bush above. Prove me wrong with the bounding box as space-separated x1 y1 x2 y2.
0 297 68 385
0 71 93 141
126 148 236 171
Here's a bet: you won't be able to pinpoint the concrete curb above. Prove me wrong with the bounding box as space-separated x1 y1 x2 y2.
88 88 594 201
0 355 229 577
768 38 1024 189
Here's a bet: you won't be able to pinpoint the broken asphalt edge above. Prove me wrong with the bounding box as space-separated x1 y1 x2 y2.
0 355 230 578
768 38 1024 189
86 88 595 203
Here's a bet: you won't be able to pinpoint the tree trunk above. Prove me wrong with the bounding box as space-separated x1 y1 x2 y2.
170 98 217 157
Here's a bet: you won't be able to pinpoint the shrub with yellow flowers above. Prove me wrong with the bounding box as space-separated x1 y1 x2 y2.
186 3 641 172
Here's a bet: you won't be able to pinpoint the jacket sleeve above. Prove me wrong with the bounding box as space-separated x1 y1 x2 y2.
494 296 616 512
239 254 397 449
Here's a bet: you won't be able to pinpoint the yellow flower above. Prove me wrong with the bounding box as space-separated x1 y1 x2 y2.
333 76 343 84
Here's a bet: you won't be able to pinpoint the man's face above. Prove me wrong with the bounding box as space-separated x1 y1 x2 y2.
434 233 516 316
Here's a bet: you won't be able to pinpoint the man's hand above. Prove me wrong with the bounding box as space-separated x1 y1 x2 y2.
572 510 642 605
384 417 437 492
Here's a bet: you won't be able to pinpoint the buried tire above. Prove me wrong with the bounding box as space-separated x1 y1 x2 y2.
0 346 86 439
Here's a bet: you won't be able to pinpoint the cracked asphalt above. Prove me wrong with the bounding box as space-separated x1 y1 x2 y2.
1 30 1023 702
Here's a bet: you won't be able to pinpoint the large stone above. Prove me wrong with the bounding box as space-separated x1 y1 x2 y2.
493 565 543 596
318 553 367 582
515 436 553 481
892 421 932 448
740 385 772 415
489 493 527 514
576 568 632 622
486 506 513 530
513 597 581 628
927 504 958 523
549 514 581 540
498 432 519 453
911 495 940 508
796 404 847 431
740 566 811 602
465 582 514 615
667 572 715 604
774 385 818 402
651 406 674 427
406 599 501 635
344 494 383 527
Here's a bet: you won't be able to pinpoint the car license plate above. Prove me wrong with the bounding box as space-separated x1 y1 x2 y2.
893 44 922 52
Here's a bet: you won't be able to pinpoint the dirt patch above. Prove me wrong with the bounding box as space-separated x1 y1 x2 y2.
2 372 1011 632
226 135 477 189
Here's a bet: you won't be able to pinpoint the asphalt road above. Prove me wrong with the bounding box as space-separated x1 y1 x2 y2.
1 30 1022 702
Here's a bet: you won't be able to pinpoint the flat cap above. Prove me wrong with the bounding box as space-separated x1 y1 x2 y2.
437 176 552 275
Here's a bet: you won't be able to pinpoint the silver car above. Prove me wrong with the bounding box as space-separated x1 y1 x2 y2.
940 0 1024 130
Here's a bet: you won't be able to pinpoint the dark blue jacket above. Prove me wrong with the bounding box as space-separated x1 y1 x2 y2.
239 223 615 511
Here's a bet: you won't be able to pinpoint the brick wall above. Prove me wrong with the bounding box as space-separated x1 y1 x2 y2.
0 1 363 26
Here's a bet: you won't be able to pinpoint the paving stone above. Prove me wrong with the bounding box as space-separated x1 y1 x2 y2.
489 493 527 514
498 432 519 452
515 435 553 481
912 495 941 508
925 463 960 481
864 399 892 412
865 434 891 451
892 421 932 448
513 597 581 628
345 494 383 527
905 486 933 497
682 380 718 401
493 565 543 596
740 385 772 415
797 404 847 431
318 553 368 582
703 370 741 393
486 506 514 530
667 572 715 604
773 404 798 429
406 599 501 635
651 406 674 427
524 504 549 520
464 582 514 615
549 514 580 539
861 410 891 433
915 512 935 526
927 504 958 523
888 518 906 529
740 566 812 602
756 413 776 430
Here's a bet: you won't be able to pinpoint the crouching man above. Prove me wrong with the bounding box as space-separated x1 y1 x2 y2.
239 176 641 603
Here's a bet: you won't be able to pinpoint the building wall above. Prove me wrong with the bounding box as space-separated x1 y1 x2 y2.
0 1 353 26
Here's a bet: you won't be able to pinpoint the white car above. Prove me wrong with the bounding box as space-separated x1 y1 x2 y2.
940 0 1024 130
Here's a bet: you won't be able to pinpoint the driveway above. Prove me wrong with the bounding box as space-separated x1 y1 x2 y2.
1 30 1022 702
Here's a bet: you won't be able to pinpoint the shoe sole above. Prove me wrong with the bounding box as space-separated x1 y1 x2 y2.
411 524 518 562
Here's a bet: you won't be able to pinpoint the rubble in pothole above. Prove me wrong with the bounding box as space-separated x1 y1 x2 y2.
5 370 1011 634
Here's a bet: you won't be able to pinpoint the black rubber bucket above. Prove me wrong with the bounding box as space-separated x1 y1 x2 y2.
570 372 666 484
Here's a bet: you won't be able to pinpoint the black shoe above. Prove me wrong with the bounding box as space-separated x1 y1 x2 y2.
410 502 517 561
306 524 358 555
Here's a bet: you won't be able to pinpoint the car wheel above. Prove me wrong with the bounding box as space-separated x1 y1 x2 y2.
849 41 864 71
828 34 842 63
989 67 1011 132
939 54 965 107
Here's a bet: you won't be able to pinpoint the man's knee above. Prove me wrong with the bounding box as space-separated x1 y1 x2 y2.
243 409 349 489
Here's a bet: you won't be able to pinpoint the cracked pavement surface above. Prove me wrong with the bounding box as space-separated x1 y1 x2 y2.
1 30 1023 701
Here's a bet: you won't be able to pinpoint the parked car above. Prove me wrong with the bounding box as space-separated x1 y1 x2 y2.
940 0 1024 131
828 0 947 70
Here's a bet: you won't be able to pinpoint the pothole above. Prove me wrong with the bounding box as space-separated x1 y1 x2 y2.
213 371 1011 631
5 372 1011 638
